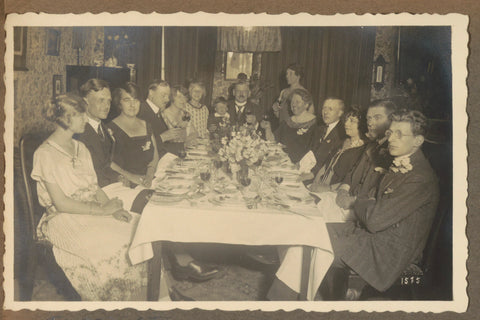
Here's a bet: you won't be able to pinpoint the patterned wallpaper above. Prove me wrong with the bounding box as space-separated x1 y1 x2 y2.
370 26 398 100
12 27 395 144
13 27 104 145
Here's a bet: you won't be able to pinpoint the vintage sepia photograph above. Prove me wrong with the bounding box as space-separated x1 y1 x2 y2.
3 12 468 313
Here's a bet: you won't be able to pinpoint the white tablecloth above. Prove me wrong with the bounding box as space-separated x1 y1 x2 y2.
128 139 334 300
128 202 333 300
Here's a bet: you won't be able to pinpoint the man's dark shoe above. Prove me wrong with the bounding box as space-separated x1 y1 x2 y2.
169 286 195 301
245 247 280 265
171 261 220 282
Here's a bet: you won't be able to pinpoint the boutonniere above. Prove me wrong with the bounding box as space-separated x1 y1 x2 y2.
107 128 115 142
142 141 151 151
390 157 413 174
384 187 394 195
374 167 388 174
297 127 308 135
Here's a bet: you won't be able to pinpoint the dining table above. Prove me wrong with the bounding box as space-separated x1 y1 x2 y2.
127 138 334 301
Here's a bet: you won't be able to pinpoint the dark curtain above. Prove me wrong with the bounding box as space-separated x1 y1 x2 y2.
260 27 376 119
104 26 163 99
165 27 217 106
135 27 163 99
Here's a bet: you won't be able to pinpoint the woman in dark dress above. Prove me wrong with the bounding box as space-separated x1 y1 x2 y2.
263 88 317 163
309 107 367 191
108 82 159 188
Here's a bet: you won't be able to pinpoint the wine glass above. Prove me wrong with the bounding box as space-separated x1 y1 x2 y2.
240 176 251 187
178 149 187 166
213 159 223 179
214 159 223 169
200 169 211 182
274 175 283 185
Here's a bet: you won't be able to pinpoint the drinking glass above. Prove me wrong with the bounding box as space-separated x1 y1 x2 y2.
178 149 187 166
274 175 283 185
200 170 211 182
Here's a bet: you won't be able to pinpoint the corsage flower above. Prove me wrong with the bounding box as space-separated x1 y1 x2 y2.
390 157 413 174
107 128 115 141
142 141 152 151
297 127 308 135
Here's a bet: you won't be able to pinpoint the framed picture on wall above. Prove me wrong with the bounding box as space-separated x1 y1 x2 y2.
53 74 63 97
46 28 60 56
225 52 253 80
14 27 28 70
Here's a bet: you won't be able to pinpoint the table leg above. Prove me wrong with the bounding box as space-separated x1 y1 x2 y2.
147 241 163 301
299 246 313 300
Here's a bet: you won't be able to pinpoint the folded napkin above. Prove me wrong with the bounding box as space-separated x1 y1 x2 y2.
154 152 178 179
315 191 355 222
299 150 317 173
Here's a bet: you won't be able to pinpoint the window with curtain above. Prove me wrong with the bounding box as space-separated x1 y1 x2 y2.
260 27 377 118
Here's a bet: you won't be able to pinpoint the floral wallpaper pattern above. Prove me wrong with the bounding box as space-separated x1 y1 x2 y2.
13 27 104 145
13 27 394 144
370 27 398 101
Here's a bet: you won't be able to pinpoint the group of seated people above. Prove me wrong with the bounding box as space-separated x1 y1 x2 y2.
30 63 440 301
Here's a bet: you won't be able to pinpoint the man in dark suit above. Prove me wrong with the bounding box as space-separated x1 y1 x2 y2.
227 81 264 127
138 80 220 284
75 79 120 188
297 98 346 181
323 109 439 299
310 98 346 174
268 110 439 300
137 80 186 156
335 99 397 209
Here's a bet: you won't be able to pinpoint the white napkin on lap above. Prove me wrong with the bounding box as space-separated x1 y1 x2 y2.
315 191 355 223
154 152 178 178
299 151 317 173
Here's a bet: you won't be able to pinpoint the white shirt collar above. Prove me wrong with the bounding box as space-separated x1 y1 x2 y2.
87 117 101 133
235 100 247 107
325 120 339 137
394 151 415 162
146 98 160 114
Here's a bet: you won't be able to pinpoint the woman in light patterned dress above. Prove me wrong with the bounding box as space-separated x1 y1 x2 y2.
31 94 150 301
185 80 209 139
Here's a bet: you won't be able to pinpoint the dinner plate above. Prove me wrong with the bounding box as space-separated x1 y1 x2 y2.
150 193 186 205
212 183 238 194
208 194 243 206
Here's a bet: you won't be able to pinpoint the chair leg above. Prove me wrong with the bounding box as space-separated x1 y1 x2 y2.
18 242 37 301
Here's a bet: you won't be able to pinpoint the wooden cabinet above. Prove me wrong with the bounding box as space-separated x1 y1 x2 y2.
66 65 130 94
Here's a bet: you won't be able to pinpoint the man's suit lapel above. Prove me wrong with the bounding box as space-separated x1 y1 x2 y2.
82 123 100 147
377 150 422 197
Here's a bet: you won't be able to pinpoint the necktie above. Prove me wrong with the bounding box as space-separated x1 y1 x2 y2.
98 123 105 140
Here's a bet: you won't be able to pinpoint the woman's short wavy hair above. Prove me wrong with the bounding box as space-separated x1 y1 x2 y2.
170 85 189 103
343 105 368 139
287 63 305 80
44 93 86 130
389 109 428 136
188 80 206 97
112 82 140 110
291 88 313 106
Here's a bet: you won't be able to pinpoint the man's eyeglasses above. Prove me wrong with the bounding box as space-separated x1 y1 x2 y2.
385 129 414 139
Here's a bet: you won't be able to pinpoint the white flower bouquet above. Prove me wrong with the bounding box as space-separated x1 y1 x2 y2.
218 126 268 173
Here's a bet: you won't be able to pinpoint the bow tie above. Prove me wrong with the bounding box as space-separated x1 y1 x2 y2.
390 157 413 173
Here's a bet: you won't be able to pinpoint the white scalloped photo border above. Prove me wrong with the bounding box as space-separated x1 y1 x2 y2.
3 12 469 313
